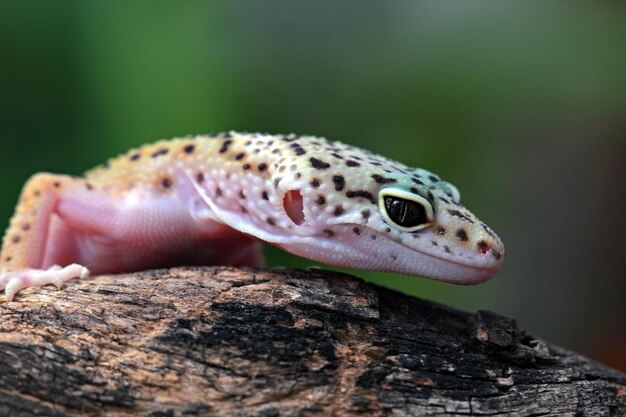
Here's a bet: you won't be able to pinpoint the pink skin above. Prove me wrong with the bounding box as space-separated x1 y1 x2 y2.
51 187 263 274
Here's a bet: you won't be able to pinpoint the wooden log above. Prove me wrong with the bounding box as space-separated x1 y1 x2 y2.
0 267 624 416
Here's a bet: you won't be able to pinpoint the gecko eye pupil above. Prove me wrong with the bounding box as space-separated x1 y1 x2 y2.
384 196 429 228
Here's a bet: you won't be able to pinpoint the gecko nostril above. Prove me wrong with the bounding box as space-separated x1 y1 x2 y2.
283 189 305 226
476 240 490 254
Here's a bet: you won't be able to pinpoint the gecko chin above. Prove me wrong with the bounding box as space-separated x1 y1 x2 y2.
275 225 504 286
399 247 503 285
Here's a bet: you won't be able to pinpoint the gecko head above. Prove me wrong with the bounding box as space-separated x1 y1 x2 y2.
209 134 504 284
273 169 504 284
260 141 505 285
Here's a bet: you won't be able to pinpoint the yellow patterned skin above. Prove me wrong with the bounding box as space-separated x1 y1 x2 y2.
0 132 504 301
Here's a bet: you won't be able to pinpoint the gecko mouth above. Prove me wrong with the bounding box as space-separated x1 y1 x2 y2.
405 244 503 284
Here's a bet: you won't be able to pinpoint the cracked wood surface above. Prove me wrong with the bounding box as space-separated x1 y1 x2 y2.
0 267 624 416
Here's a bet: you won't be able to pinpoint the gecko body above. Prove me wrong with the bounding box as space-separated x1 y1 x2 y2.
0 132 504 300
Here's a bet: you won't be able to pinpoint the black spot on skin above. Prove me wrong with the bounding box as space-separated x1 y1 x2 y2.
310 157 331 170
294 173 302 180
412 177 424 185
331 152 343 160
274 177 282 189
11 236 20 244
323 229 334 237
266 217 276 225
152 148 169 158
493 251 502 260
310 178 321 188
346 190 376 204
371 174 396 184
258 163 267 172
429 175 439 183
391 255 397 261
5 256 12 262
353 227 361 235
431 241 438 246
427 192 435 203
332 175 345 191
244 140 252 146
21 224 30 231
448 209 475 224
346 160 360 167
333 205 345 216
183 144 195 154
434 226 446 235
439 196 451 204
361 209 371 220
239 190 246 199
86 183 94 191
456 229 468 242
444 246 452 254
410 187 419 194
262 191 269 200
235 152 245 160
385 228 391 233
161 178 172 188
196 172 205 183
242 163 251 170
481 223 497 238
130 153 141 161
290 143 306 156
315 195 326 205
53 182 61 188
370 234 377 240
219 140 233 153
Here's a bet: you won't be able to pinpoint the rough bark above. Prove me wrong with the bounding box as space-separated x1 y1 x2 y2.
0 267 624 417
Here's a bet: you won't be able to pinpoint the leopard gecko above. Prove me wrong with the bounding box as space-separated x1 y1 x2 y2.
0 132 504 301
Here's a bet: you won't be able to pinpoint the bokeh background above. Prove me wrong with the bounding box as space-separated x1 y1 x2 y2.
1 1 624 371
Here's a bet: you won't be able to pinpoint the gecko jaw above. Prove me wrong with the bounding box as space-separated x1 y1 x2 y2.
406 246 503 284
273 225 504 285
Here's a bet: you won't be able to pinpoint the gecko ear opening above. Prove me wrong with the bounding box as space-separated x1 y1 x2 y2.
283 189 305 226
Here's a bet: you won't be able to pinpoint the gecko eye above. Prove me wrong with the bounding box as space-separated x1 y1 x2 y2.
379 187 433 232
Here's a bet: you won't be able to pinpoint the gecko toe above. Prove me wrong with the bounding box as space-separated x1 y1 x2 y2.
5 277 28 301
1 264 90 301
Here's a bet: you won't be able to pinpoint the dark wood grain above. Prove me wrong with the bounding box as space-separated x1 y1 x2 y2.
0 267 624 416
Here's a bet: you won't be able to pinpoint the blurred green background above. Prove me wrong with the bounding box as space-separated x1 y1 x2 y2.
1 1 625 370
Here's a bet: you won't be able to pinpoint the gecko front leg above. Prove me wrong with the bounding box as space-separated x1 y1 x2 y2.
0 173 90 301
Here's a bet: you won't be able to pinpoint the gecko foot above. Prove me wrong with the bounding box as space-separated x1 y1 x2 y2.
0 264 90 301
